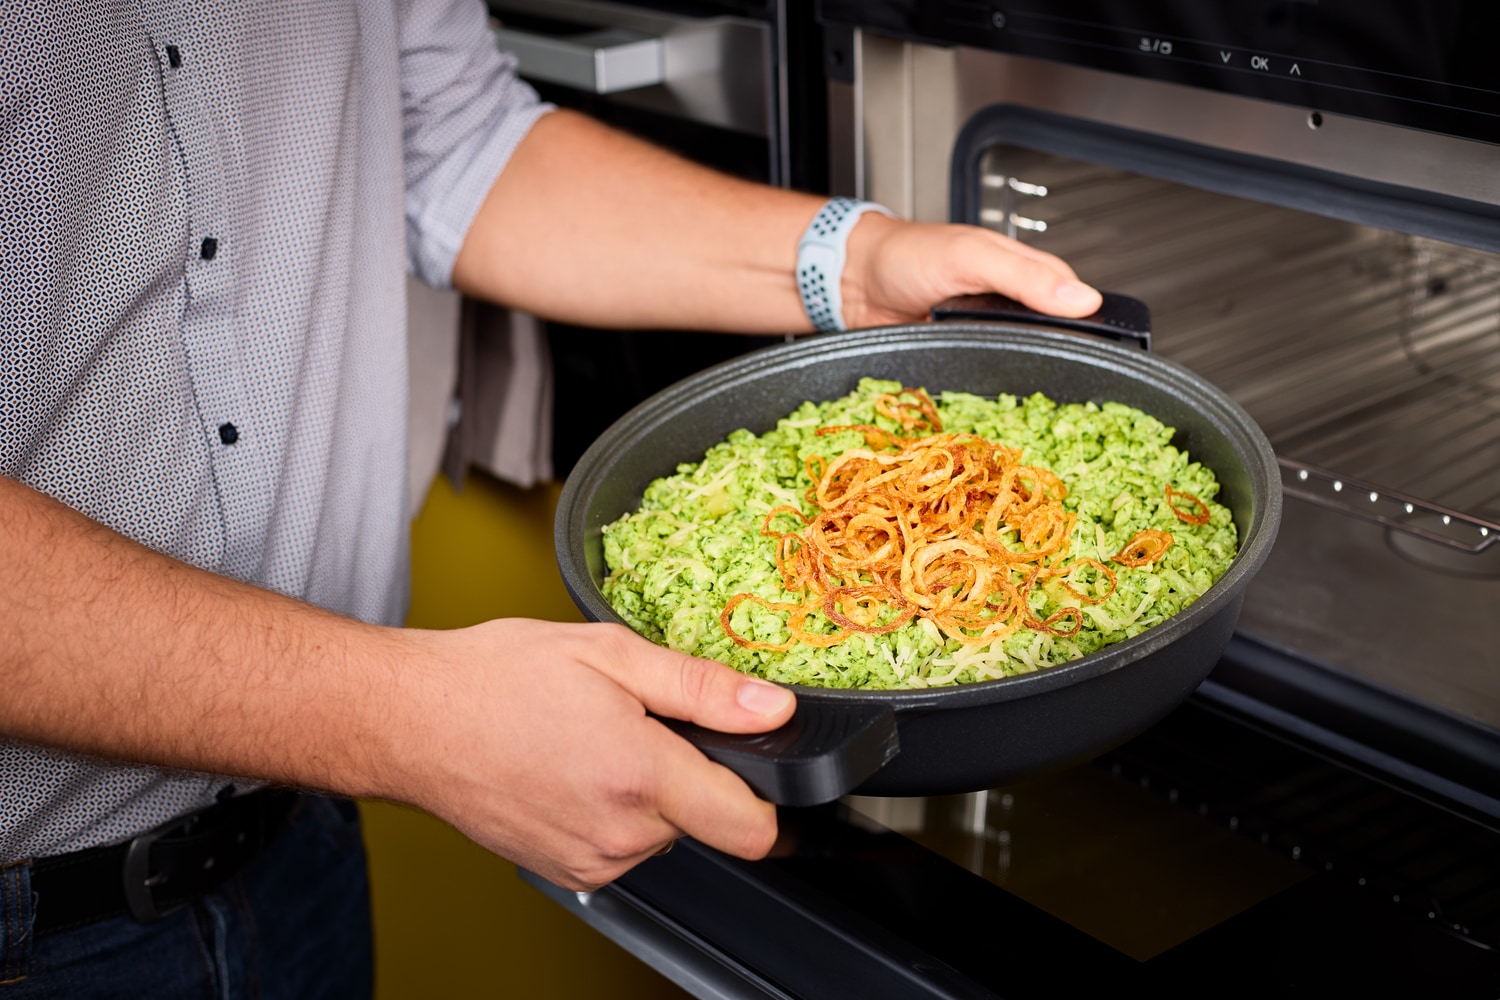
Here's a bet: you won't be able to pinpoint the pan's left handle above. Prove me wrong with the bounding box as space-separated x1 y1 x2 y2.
931 292 1152 351
657 701 900 807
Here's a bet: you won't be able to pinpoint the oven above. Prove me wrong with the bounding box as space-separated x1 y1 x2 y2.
522 2 1500 994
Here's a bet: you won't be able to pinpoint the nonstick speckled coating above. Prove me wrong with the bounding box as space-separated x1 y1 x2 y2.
555 323 1280 796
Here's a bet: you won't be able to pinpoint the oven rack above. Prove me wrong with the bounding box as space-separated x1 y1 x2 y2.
980 150 1500 546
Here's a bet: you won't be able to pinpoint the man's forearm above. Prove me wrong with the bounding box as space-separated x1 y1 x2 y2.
0 474 402 796
0 472 794 887
450 109 1101 333
451 110 822 334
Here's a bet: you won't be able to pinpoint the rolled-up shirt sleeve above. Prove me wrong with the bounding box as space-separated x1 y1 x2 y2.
398 0 553 287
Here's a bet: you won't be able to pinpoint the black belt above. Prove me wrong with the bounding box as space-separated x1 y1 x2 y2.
29 788 300 936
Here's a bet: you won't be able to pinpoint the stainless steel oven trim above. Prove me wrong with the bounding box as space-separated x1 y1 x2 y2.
520 871 793 1000
489 0 773 140
843 33 1500 224
771 0 790 187
490 23 664 95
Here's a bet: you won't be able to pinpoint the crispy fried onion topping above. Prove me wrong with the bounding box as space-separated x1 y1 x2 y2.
722 412 1137 651
813 389 943 451
1165 484 1211 525
1112 529 1174 566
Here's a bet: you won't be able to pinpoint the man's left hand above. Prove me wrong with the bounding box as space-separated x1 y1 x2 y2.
841 212 1103 329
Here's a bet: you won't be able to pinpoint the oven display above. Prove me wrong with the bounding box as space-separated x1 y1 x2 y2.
818 1 1500 145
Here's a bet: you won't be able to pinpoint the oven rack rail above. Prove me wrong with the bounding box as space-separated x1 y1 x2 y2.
1280 460 1498 553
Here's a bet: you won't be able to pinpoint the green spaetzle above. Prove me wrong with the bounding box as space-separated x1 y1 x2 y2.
601 379 1238 690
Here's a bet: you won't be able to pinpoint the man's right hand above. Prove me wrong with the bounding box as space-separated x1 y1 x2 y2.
0 476 791 890
378 619 795 891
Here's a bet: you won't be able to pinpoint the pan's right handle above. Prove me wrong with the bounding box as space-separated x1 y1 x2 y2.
658 702 900 807
931 292 1152 351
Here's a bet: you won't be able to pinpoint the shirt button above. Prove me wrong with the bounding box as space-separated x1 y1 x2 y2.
200 237 218 261
218 423 239 445
165 44 182 69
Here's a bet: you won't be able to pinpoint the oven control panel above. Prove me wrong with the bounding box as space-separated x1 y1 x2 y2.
818 1 1500 146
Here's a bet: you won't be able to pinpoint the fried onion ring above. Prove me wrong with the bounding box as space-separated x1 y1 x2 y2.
1055 558 1118 605
720 593 801 651
1112 529 1174 566
1165 485 1212 525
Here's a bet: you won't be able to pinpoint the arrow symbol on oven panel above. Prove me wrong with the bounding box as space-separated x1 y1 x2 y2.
1290 63 1301 75
1220 50 1232 62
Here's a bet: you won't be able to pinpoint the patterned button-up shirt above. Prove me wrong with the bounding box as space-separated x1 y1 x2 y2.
0 0 549 861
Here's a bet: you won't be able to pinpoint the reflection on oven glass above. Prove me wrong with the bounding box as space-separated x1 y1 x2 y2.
847 765 1310 963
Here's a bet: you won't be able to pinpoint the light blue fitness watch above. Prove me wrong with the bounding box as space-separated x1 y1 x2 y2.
796 197 893 332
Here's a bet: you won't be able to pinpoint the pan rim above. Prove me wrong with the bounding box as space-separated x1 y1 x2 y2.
556 322 1281 712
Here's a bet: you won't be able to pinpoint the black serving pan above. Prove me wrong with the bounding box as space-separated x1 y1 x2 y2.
555 296 1280 806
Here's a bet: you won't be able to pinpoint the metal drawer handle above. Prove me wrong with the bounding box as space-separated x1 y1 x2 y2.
490 19 663 94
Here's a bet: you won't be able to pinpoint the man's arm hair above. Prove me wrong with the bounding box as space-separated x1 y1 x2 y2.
0 473 400 793
0 473 791 888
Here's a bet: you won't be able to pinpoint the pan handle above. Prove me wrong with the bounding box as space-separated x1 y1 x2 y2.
657 701 900 807
931 292 1152 351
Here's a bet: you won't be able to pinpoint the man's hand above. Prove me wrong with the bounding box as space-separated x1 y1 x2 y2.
0 476 791 891
378 620 793 891
842 212 1103 329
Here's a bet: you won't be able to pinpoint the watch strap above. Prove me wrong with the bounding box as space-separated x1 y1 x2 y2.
796 198 893 332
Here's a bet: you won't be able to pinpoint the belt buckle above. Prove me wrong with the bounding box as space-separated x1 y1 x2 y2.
121 817 183 923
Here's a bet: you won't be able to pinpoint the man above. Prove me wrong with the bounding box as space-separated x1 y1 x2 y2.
0 1 1100 993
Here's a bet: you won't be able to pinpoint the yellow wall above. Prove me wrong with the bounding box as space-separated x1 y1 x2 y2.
360 473 690 999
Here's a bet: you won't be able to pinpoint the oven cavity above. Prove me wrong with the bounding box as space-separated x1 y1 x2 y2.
968 142 1500 726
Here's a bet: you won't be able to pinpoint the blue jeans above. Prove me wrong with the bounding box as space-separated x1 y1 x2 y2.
0 796 373 998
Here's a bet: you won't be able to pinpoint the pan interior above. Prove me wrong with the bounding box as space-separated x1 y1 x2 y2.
561 325 1278 706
